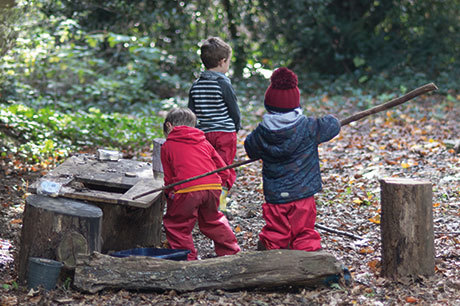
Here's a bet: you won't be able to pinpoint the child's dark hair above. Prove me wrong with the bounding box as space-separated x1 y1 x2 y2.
163 108 197 134
200 37 231 69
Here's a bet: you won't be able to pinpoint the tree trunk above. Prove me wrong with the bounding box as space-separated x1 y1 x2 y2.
379 178 435 279
74 250 344 293
221 0 246 81
17 195 103 283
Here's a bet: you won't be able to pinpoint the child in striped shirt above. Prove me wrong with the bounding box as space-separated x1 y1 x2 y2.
188 37 241 214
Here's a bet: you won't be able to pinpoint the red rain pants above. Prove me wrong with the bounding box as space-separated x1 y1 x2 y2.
204 131 237 190
163 189 240 260
259 196 321 251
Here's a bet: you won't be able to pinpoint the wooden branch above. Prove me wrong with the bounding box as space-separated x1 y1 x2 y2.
315 223 364 240
133 158 257 199
339 83 438 126
74 250 344 293
133 83 438 199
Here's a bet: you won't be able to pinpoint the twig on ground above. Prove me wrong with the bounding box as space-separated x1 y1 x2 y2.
315 223 364 240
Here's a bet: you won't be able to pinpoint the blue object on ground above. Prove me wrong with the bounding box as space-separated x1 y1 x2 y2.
27 257 63 290
110 248 190 261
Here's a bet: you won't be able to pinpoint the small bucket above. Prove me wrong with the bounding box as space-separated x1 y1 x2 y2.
27 257 63 290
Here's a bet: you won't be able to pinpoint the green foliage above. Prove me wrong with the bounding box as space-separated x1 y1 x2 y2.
252 0 460 94
1 0 458 163
1 280 18 291
0 102 163 162
0 1 25 58
0 1 192 112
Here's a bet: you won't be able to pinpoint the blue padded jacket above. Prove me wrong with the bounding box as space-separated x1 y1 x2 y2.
244 111 340 204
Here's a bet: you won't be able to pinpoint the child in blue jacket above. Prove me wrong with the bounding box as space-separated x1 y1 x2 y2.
244 67 341 251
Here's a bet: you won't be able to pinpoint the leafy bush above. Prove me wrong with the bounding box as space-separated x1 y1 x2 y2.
0 2 191 113
0 103 163 162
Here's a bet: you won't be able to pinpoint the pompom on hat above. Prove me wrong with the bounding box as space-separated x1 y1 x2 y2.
264 67 300 113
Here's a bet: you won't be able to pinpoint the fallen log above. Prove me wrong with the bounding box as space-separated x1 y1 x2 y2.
74 250 345 293
133 83 438 199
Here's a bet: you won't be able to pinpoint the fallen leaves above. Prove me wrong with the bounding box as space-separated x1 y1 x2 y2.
405 296 419 303
368 215 381 224
359 247 375 254
1 95 459 305
9 219 21 224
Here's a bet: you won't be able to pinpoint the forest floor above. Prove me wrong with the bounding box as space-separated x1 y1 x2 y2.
0 94 459 305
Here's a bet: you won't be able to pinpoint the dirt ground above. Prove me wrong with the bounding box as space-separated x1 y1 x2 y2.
1 96 459 305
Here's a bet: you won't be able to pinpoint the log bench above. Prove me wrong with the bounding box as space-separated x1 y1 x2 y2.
74 250 347 293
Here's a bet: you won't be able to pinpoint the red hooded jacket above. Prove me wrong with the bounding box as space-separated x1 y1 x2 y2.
161 126 230 195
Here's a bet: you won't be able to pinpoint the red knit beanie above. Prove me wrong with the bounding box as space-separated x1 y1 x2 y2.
264 67 300 113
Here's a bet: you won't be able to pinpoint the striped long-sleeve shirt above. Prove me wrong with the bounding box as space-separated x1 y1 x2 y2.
188 71 241 133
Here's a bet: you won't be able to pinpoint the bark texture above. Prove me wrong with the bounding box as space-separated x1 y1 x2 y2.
379 178 435 279
74 250 344 293
17 195 102 283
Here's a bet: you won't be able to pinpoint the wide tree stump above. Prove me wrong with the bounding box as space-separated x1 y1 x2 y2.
379 178 434 279
74 250 345 293
18 195 103 283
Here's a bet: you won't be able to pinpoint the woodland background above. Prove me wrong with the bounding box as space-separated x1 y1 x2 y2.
0 0 459 305
1 0 459 161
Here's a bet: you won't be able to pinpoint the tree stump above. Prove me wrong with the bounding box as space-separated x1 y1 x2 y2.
379 178 434 279
74 250 345 293
17 195 103 283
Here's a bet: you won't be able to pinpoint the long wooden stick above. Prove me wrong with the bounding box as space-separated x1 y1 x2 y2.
339 82 437 126
315 223 364 240
133 83 437 200
133 158 258 199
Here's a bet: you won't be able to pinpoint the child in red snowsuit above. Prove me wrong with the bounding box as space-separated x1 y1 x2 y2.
160 108 241 260
244 68 341 252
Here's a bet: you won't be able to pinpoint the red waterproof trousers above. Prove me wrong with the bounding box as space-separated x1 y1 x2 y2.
259 196 321 251
163 189 240 260
204 131 237 190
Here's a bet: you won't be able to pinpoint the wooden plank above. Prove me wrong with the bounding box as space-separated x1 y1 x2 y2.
28 154 162 207
119 179 163 208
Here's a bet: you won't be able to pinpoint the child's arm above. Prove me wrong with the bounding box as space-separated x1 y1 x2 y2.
187 87 196 113
218 78 241 131
313 115 341 143
243 130 261 160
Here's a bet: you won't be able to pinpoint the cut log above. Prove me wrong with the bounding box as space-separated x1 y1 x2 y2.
74 250 345 293
379 178 435 279
17 195 103 283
